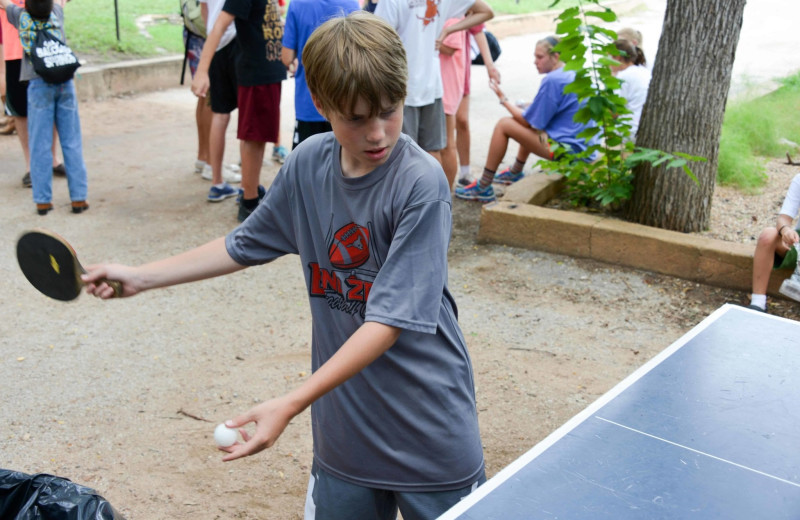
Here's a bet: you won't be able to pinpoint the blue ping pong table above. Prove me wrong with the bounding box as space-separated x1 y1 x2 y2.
439 304 800 519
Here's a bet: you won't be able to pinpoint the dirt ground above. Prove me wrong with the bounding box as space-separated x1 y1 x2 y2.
3 85 799 519
4 3 800 513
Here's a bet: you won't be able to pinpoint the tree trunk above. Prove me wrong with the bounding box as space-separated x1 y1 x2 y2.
623 0 746 232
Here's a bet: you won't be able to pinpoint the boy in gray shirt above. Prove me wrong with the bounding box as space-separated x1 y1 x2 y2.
84 12 484 518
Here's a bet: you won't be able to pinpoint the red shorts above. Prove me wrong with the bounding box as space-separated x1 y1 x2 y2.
237 83 281 143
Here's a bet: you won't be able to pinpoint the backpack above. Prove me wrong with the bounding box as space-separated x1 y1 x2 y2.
180 0 207 39
29 21 80 84
471 31 502 66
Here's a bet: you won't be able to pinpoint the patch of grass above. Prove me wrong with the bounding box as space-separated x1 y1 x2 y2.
63 0 184 61
718 71 800 191
488 0 581 15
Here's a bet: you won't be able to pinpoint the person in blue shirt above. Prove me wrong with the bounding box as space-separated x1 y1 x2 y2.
455 36 597 203
281 0 359 149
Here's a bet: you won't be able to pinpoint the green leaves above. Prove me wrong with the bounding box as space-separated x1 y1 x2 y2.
625 148 705 185
584 9 616 22
539 0 703 208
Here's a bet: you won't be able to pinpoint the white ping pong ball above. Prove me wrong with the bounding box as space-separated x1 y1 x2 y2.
214 423 237 447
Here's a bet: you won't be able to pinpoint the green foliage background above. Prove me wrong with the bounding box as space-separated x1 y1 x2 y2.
63 0 187 59
718 72 800 192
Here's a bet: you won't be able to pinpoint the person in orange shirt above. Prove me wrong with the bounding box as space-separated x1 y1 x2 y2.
0 20 15 134
0 0 64 186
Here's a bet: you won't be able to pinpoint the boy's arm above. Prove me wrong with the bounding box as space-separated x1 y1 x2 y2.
220 321 402 461
191 11 235 98
436 1 493 49
0 0 11 11
82 236 245 298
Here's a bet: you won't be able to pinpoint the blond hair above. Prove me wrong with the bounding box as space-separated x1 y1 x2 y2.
303 11 407 118
617 27 643 47
537 35 560 55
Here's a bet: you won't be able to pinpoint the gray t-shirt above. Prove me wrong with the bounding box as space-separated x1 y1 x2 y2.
226 133 484 491
6 4 66 82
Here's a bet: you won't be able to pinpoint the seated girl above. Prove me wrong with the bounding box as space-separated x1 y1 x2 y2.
455 36 597 203
611 38 650 141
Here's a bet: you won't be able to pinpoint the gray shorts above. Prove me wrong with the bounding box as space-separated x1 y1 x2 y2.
304 460 485 520
403 99 446 152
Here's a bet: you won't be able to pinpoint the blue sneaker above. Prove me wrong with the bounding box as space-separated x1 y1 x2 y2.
493 168 524 185
454 181 496 203
272 145 289 164
207 183 238 202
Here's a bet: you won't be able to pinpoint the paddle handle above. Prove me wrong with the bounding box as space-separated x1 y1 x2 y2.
104 279 123 297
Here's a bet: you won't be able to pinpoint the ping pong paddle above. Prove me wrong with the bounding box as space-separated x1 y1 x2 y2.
16 229 122 301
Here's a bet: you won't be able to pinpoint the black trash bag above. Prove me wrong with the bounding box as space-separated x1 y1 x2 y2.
0 469 125 520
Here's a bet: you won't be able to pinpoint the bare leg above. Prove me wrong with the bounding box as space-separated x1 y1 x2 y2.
209 112 230 184
441 114 458 189
753 227 787 295
240 139 266 199
197 98 213 165
455 94 470 168
428 149 443 166
485 117 549 172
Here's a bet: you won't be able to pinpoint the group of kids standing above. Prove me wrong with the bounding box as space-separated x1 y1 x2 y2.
3 0 795 517
0 0 649 222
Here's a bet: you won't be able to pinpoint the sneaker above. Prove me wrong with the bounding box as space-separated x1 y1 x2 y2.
36 202 53 215
194 160 207 174
457 176 473 187
746 304 767 313
236 184 266 204
201 164 242 183
22 172 31 188
236 185 267 222
779 273 800 302
223 166 242 183
272 145 289 164
207 183 239 202
237 202 255 222
493 168 525 186
454 181 496 203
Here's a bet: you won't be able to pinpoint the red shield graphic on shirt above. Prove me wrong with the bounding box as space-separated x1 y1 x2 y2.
328 223 370 269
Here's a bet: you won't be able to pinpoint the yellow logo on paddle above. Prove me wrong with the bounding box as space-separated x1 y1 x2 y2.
50 254 60 274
